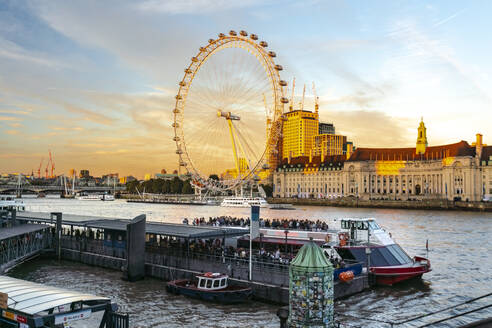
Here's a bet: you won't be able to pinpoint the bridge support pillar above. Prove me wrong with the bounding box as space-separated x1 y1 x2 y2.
51 212 62 260
124 214 146 282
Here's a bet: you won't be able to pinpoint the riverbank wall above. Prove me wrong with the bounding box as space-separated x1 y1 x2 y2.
268 197 492 212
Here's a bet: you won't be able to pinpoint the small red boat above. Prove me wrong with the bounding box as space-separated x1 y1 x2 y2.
166 273 252 303
324 218 431 286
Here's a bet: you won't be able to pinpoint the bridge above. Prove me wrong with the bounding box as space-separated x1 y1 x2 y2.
0 184 125 195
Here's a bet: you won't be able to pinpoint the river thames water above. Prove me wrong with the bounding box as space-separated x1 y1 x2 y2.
7 198 492 327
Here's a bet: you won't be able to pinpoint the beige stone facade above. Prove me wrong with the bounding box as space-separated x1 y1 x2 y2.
273 137 492 202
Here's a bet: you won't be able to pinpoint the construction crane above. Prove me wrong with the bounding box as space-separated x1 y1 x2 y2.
289 77 295 111
300 84 306 111
49 150 55 178
312 81 319 115
37 158 44 179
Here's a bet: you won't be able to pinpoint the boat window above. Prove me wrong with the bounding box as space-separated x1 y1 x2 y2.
213 280 220 288
198 279 206 288
206 279 213 288
368 221 380 230
388 244 412 264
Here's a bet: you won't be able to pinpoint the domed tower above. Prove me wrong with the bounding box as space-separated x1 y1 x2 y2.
416 117 428 155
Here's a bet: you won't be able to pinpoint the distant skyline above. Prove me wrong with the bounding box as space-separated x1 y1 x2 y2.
1 1 491 178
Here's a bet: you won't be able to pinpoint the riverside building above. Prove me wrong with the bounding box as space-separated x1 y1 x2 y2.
273 120 492 202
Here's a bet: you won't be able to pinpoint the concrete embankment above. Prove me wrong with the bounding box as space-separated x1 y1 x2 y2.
268 197 492 212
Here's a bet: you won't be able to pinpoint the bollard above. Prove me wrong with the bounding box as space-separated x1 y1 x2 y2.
277 307 289 328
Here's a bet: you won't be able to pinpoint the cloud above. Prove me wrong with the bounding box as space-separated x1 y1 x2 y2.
0 116 21 121
323 109 414 147
136 0 266 14
62 103 113 125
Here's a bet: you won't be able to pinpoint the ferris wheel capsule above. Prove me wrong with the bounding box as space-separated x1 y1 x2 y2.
229 30 237 36
250 34 258 40
240 30 248 36
259 41 268 47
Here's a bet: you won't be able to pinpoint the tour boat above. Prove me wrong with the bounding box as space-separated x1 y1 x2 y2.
166 273 252 303
101 194 115 201
326 218 431 286
220 197 268 208
0 196 25 212
76 193 103 201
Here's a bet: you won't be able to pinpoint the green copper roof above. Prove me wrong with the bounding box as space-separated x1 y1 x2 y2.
290 241 332 270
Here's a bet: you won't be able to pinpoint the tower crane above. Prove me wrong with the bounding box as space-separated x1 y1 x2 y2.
37 158 44 179
49 150 55 178
289 77 295 111
312 81 319 115
300 84 306 111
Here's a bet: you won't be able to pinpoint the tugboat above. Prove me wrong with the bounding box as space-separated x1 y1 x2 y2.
324 218 431 286
166 272 252 303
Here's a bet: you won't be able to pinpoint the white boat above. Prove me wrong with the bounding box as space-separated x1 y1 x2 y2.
0 196 25 212
220 197 268 208
76 194 102 201
101 194 115 201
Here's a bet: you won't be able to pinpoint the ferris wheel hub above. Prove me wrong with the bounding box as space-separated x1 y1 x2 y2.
217 110 240 121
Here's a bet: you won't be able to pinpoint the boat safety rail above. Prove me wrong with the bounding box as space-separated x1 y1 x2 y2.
336 292 492 327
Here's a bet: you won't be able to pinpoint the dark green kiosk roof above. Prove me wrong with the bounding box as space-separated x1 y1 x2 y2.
290 241 333 272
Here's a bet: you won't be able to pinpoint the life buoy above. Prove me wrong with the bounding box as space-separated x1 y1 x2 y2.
339 271 354 283
338 233 347 246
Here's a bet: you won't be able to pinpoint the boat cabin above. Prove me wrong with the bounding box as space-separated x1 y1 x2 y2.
197 273 228 290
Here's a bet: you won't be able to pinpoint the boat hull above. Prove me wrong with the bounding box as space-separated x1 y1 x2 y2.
370 257 431 286
166 280 252 304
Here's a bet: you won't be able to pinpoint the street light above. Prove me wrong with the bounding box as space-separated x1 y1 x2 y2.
365 247 372 284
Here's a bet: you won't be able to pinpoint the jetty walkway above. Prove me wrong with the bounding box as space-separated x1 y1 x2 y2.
13 211 368 304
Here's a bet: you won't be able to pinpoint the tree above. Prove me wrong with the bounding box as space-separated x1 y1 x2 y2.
182 180 193 194
261 184 273 197
170 177 183 194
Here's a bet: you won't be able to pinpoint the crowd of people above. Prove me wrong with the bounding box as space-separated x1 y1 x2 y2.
182 216 330 231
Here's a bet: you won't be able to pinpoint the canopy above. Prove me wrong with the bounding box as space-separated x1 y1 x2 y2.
290 241 333 272
0 276 110 315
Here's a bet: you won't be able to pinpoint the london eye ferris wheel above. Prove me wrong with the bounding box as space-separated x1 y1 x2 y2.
172 30 289 192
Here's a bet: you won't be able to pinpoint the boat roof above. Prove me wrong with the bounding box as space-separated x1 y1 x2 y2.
339 218 376 222
0 276 110 315
17 211 248 239
0 224 50 241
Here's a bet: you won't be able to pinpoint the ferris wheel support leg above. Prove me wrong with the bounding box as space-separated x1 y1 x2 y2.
227 119 241 180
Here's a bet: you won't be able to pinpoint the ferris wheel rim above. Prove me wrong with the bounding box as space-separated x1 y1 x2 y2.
172 31 286 191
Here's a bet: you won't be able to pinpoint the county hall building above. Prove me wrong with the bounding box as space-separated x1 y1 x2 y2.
273 120 492 202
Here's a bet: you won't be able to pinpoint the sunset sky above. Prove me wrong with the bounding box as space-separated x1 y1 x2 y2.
1 0 491 178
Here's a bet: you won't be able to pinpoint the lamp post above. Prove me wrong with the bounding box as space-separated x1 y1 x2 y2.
365 247 371 284
284 230 289 254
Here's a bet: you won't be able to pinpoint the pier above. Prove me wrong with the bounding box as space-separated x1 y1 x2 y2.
14 211 368 305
